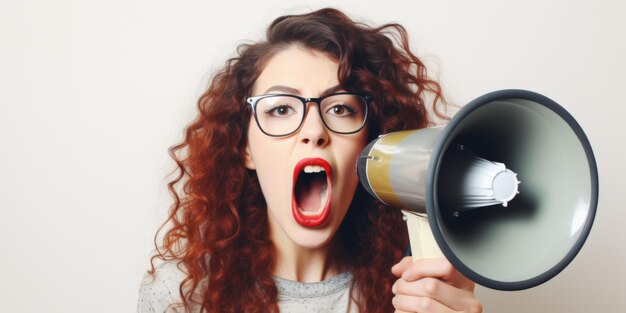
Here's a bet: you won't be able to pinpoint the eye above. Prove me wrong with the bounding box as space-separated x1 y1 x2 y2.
265 104 296 117
326 104 357 116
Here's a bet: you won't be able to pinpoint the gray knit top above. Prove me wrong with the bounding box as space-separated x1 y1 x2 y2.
137 262 359 313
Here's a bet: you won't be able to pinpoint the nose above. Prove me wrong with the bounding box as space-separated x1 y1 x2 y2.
299 103 329 147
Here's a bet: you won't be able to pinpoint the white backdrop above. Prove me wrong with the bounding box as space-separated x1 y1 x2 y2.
1 0 624 312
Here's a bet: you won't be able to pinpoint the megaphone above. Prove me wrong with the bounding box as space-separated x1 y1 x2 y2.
357 89 598 290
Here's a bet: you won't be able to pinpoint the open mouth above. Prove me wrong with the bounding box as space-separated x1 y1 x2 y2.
292 158 333 227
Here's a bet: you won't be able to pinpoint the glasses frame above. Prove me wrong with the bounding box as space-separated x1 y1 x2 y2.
246 92 371 137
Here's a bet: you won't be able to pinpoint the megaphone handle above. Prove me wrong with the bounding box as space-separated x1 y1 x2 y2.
402 210 444 262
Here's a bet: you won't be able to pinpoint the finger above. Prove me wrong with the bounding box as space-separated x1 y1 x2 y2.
402 258 474 290
395 277 482 312
392 256 414 277
393 294 454 313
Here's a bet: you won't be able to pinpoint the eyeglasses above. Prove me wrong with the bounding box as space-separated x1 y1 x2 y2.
246 92 370 137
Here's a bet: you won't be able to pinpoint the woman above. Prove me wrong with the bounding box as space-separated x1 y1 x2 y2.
139 8 482 313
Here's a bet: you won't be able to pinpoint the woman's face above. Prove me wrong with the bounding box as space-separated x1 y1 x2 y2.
244 45 368 250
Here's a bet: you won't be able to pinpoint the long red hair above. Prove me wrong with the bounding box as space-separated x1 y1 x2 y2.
149 8 445 313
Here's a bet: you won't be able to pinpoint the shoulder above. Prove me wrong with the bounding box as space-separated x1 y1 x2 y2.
137 261 188 313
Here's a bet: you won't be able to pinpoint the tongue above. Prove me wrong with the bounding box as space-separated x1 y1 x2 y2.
296 175 327 212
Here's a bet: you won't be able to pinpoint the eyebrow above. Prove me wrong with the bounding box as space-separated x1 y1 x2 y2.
263 85 300 95
262 85 344 97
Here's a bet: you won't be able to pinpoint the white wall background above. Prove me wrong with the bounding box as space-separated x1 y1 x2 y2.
1 0 624 312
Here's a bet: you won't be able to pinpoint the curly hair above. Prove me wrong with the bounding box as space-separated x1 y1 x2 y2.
149 8 445 313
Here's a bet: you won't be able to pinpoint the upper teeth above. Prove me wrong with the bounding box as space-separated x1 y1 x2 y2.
303 165 325 173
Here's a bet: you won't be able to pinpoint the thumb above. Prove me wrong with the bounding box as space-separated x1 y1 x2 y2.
391 256 413 278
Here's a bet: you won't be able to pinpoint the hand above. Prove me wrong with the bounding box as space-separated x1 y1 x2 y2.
390 256 482 313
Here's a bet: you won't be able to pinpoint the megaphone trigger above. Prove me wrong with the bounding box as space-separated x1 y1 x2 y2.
402 210 444 262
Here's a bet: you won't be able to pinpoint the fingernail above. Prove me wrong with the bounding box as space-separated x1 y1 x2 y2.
402 268 412 280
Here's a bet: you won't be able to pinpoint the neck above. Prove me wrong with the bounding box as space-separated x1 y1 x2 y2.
270 225 347 283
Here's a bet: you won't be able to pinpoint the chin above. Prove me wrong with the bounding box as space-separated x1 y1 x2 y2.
287 223 338 249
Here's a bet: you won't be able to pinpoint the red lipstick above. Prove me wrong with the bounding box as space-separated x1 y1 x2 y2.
292 158 333 227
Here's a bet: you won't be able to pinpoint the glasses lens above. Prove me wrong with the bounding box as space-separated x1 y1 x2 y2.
254 95 304 136
320 94 367 133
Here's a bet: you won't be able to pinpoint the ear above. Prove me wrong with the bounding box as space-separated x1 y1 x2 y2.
243 143 256 170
